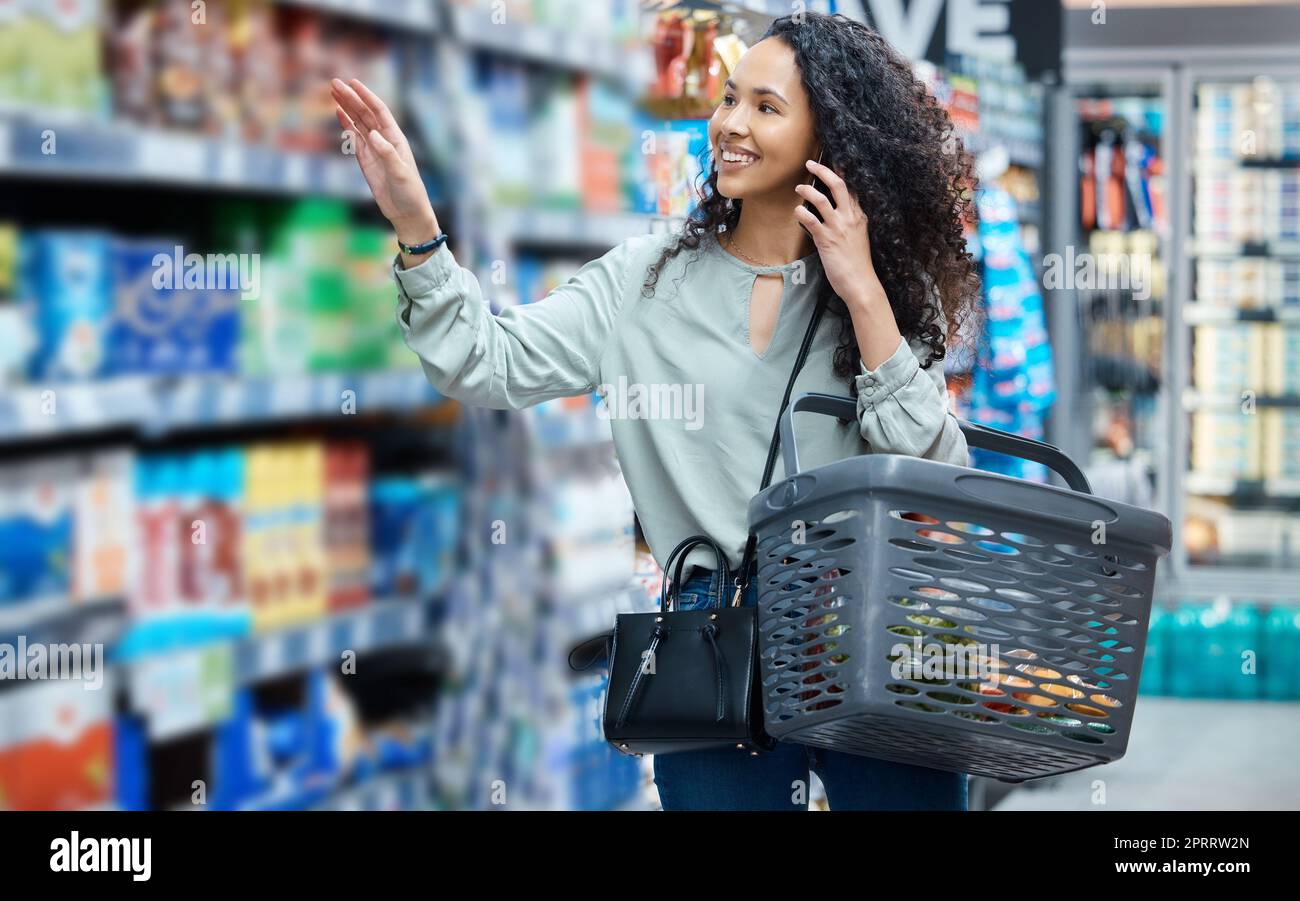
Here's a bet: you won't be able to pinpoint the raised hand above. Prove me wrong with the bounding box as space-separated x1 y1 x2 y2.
330 78 439 250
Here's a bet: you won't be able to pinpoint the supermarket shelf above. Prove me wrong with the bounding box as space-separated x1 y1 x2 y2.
1182 389 1300 408
279 0 438 29
0 113 372 200
1194 156 1300 170
497 208 685 249
1184 304 1300 324
0 595 126 639
1190 238 1300 258
311 767 435 811
0 370 442 441
962 131 1044 169
448 4 646 80
236 595 433 684
1185 473 1300 498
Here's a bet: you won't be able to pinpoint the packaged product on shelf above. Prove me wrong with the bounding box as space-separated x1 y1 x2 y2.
368 475 425 598
20 230 114 382
24 0 104 114
0 680 114 810
175 449 244 611
323 442 371 612
346 226 401 371
1190 410 1261 479
267 199 351 373
546 465 635 598
483 58 532 206
0 0 25 106
0 221 35 387
1140 605 1169 695
368 468 459 599
1192 323 1264 394
201 0 241 139
261 441 327 629
531 71 582 209
245 441 325 631
1261 409 1300 479
108 0 155 124
0 457 77 607
417 470 462 597
632 116 707 217
238 0 284 144
278 5 336 153
1262 325 1300 395
579 77 633 214
154 0 208 129
132 454 181 618
108 238 241 376
73 448 136 605
241 444 278 626
1262 606 1300 701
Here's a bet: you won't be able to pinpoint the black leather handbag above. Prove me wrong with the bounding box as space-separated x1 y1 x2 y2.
568 290 830 759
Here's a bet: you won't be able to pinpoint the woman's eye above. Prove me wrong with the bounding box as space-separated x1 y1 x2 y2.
722 95 735 106
760 103 776 114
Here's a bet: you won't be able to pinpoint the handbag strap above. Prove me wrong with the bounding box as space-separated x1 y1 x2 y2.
659 534 731 613
732 289 830 601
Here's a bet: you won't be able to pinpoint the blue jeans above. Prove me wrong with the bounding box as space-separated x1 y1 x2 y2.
652 567 969 811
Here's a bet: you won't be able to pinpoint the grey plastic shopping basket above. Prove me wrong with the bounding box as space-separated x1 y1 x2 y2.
748 393 1172 783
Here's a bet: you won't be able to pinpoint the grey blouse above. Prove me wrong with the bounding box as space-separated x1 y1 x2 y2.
393 230 970 576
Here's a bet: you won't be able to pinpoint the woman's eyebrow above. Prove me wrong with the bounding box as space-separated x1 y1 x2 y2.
724 78 789 105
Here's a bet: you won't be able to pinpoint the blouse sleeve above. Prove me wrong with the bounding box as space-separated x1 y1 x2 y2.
854 331 970 467
393 237 640 410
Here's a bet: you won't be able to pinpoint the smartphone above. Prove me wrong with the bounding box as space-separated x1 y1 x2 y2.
801 150 837 227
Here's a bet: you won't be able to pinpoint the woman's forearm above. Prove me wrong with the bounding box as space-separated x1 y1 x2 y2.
843 277 903 370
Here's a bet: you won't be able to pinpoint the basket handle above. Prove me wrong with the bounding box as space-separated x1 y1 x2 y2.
778 392 1093 494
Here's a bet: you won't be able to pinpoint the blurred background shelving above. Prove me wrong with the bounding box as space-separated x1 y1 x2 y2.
1 0 1299 814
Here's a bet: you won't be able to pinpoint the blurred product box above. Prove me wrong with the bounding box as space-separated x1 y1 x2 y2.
19 231 114 383
1260 409 1300 479
1192 323 1264 394
105 0 399 148
323 442 370 613
0 457 77 606
1147 601 1300 701
0 678 115 811
0 0 107 114
369 469 461 599
1191 410 1261 479
108 239 241 376
73 448 136 604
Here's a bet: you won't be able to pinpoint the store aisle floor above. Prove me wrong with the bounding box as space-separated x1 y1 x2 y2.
995 698 1300 810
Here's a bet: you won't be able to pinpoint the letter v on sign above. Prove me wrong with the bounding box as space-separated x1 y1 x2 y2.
866 0 945 61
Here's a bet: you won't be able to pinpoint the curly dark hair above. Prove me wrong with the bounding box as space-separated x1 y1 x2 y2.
641 11 981 392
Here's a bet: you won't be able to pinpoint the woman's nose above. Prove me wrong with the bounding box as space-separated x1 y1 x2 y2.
722 105 750 134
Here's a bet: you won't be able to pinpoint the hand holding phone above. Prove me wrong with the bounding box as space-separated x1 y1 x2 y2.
801 149 837 228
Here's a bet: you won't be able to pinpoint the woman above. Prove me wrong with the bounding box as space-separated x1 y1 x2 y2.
332 11 981 810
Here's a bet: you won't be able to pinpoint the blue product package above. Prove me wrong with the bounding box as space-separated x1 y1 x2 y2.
369 477 423 597
109 240 240 376
0 460 74 605
22 231 113 381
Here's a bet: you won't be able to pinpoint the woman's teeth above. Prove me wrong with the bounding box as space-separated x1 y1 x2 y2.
722 150 757 164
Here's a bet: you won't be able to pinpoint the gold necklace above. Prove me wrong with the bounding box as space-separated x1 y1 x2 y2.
724 231 780 268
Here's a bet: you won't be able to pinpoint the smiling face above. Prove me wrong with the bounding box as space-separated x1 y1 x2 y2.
708 37 820 202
